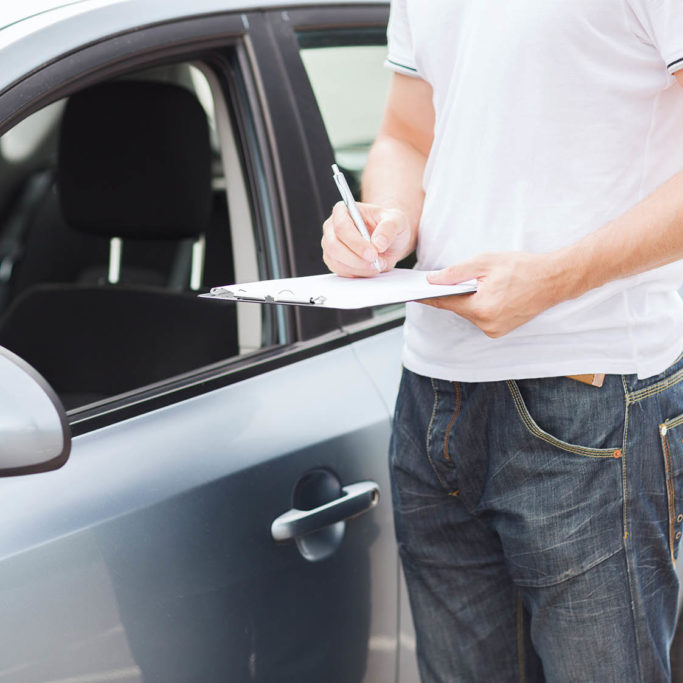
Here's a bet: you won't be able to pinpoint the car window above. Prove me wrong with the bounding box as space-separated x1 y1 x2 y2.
297 29 411 315
0 60 272 411
297 31 390 200
0 100 65 164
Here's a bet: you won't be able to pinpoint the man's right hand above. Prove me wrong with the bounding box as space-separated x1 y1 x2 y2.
321 72 434 278
321 200 413 278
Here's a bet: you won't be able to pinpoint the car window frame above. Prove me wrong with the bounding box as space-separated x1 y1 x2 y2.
0 6 403 437
254 6 392 337
0 13 291 431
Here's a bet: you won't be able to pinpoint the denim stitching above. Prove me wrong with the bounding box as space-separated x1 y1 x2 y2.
442 381 462 463
506 380 618 458
660 425 676 565
659 413 683 566
620 375 630 541
626 366 683 563
426 378 449 490
626 368 683 404
620 376 647 680
620 544 646 680
516 592 526 683
665 414 683 430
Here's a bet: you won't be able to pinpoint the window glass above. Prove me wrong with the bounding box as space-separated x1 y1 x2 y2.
298 31 391 199
0 60 268 410
298 30 412 315
0 100 65 163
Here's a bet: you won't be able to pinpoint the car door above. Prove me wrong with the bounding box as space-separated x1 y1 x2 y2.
0 4 403 683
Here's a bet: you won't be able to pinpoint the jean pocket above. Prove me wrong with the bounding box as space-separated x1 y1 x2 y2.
507 378 624 458
499 451 624 587
659 413 683 564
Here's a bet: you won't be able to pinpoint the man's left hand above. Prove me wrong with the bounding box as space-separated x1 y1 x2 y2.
423 251 569 338
422 73 683 340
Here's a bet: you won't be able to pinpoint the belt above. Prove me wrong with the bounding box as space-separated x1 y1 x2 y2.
566 373 605 387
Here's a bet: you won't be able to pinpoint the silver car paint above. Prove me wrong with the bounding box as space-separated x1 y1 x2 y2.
0 1 420 679
0 0 384 94
0 348 68 468
0 334 404 681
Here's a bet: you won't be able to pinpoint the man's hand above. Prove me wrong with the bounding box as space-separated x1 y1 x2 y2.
423 252 570 338
322 201 414 278
321 73 432 278
423 72 683 333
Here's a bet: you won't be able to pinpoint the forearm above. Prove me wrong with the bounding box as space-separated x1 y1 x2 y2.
422 77 683 338
426 169 683 338
550 169 683 304
361 133 426 259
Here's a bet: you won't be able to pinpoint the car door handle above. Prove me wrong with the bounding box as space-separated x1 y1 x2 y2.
271 481 380 542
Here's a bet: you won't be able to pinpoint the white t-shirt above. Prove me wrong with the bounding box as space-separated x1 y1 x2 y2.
386 0 683 381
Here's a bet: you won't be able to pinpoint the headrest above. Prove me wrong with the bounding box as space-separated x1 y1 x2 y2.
58 81 212 240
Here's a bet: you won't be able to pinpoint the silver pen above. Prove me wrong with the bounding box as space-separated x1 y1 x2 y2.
331 164 381 272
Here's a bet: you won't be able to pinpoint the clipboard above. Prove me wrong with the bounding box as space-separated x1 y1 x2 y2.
200 268 477 309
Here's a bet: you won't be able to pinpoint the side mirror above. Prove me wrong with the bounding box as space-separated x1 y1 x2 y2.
0 346 71 476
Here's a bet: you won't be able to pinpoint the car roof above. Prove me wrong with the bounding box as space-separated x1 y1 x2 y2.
0 0 381 31
0 0 386 98
0 1 88 32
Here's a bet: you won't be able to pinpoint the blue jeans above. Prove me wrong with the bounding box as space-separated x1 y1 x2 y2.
390 357 683 682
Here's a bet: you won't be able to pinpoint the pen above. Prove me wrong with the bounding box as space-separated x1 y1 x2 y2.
331 164 381 272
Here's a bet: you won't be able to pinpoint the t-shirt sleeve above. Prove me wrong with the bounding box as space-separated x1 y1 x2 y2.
385 0 420 77
627 0 683 75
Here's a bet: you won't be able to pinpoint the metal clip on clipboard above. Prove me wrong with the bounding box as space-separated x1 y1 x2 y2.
204 287 328 307
200 269 477 310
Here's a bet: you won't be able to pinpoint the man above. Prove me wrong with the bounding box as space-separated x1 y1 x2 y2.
322 1 683 681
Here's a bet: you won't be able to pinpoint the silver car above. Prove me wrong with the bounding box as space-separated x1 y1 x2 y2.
0 1 420 681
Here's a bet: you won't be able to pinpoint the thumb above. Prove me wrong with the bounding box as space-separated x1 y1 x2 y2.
362 208 403 252
427 259 482 285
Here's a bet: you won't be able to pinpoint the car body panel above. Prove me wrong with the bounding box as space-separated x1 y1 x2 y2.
0 0 384 94
0 0 91 31
0 1 421 680
349 324 404 416
0 0 379 31
0 340 400 681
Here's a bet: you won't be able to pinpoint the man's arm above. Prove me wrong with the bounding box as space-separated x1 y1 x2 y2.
321 73 433 277
426 71 683 337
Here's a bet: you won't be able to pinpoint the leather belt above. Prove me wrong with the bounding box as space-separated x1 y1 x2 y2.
566 373 605 387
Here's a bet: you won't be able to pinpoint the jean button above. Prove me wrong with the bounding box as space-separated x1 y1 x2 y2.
678 514 683 523
676 531 682 541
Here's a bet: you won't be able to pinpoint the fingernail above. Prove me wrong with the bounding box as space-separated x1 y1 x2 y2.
373 235 388 252
364 248 377 262
377 258 387 271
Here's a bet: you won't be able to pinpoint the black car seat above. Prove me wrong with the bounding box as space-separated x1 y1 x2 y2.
0 80 238 409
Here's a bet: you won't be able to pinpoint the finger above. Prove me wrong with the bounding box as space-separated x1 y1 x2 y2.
367 212 401 253
427 259 483 285
331 202 379 263
419 296 442 309
419 293 477 315
425 294 509 338
330 239 384 273
322 228 386 273
420 293 506 337
323 250 380 278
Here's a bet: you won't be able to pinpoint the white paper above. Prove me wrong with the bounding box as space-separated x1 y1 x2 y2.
201 268 477 310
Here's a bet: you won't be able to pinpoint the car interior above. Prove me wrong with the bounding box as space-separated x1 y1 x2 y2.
0 61 265 410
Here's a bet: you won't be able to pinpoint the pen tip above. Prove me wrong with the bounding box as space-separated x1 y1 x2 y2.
331 163 340 174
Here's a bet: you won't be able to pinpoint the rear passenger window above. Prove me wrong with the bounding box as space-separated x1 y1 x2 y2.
0 61 271 410
297 31 391 200
297 29 413 313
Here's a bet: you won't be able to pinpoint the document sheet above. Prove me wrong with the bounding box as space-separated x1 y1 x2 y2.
201 268 477 309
